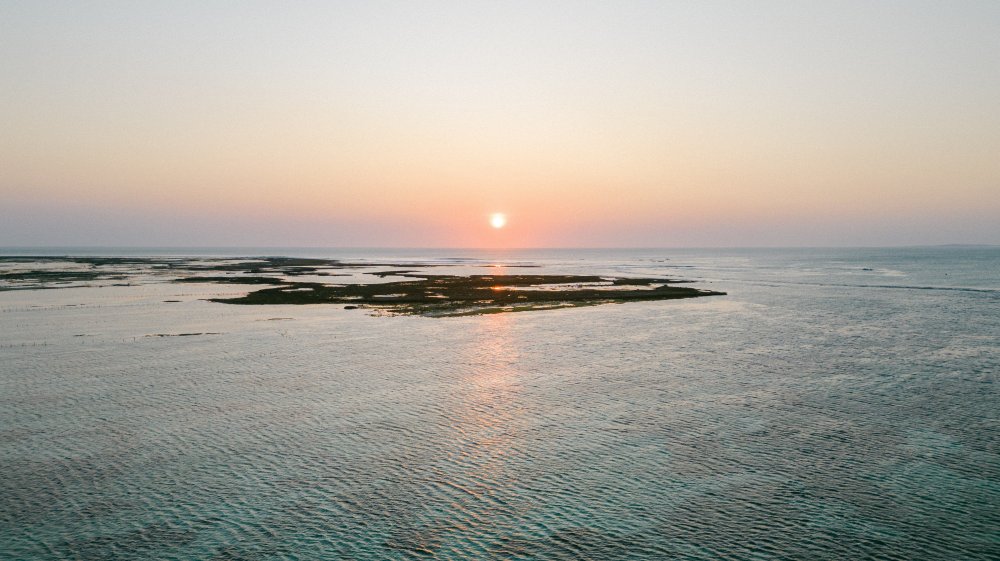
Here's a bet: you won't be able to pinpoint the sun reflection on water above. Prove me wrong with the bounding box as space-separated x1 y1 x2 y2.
441 312 526 525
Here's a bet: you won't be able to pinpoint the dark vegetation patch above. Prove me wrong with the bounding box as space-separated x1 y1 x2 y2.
211 273 724 316
0 256 176 266
174 276 286 285
0 270 124 282
145 332 222 337
1 256 724 315
0 256 178 290
179 257 448 274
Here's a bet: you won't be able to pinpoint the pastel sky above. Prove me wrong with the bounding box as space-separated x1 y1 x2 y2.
2 1 998 247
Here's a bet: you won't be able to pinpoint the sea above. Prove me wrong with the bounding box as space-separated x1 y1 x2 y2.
1 247 997 560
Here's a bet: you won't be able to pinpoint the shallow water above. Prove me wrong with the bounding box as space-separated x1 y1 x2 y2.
1 247 998 559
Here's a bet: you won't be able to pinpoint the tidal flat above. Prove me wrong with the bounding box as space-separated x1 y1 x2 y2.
0 256 724 316
1 247 998 560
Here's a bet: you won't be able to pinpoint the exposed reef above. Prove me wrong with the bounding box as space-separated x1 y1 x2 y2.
205 273 725 317
1 256 725 316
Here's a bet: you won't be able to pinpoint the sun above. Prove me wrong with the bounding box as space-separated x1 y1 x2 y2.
490 213 507 229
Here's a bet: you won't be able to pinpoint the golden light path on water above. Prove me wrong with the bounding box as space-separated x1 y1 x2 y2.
439 309 524 543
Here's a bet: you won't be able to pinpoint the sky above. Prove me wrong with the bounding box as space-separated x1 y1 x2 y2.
2 0 998 247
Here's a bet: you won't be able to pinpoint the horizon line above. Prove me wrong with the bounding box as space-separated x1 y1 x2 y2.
1 243 997 252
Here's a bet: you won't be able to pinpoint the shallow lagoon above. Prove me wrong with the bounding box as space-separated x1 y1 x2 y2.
1 248 998 559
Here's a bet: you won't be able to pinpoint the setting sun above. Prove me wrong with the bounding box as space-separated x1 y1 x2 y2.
490 213 507 229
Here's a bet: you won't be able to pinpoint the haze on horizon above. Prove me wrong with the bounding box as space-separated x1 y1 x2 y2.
2 1 998 248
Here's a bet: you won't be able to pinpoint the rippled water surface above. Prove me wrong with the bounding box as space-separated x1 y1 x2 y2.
1 247 998 559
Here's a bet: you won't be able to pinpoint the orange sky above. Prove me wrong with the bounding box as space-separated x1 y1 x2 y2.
2 2 998 246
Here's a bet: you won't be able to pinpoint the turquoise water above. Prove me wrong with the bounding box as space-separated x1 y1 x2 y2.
1 247 997 559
